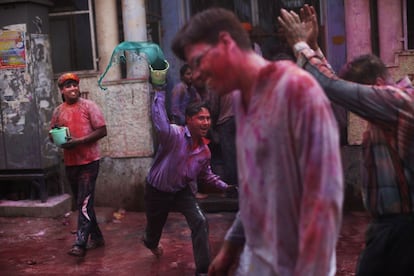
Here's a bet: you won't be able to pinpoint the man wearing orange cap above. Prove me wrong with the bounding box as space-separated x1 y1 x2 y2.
50 72 107 257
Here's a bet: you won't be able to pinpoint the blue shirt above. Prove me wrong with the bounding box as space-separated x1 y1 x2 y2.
146 91 227 194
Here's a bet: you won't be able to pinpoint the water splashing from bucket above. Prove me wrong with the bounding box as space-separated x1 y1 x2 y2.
98 41 169 90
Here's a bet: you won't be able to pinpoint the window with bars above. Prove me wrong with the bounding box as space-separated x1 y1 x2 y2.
49 0 96 74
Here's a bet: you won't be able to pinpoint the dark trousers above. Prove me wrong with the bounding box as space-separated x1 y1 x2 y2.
216 117 238 185
66 160 103 248
356 214 414 276
143 183 211 273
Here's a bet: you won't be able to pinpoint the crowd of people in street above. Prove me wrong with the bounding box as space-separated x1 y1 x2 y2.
49 4 414 276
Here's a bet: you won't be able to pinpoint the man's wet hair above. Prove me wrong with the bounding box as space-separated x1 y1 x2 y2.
180 64 191 77
185 101 211 118
339 54 389 85
172 8 252 61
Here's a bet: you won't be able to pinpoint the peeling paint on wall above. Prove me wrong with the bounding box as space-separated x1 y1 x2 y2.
0 24 28 135
29 34 54 125
0 69 28 134
0 34 54 136
28 33 59 165
0 29 58 169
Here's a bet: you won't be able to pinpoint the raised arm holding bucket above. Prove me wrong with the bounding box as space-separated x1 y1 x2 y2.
98 41 169 90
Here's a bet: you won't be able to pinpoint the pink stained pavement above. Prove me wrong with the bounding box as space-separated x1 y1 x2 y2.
0 207 370 275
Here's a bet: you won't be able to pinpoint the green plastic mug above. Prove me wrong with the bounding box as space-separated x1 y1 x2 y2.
49 127 70 146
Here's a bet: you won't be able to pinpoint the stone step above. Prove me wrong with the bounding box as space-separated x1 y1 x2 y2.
197 193 238 213
0 193 71 218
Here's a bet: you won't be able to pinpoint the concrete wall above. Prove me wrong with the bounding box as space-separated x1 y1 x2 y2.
341 146 365 211
390 53 414 81
97 156 152 211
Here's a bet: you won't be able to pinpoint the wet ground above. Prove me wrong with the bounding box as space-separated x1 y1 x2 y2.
0 208 370 275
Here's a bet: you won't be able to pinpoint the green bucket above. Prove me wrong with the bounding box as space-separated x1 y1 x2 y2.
49 127 70 146
149 60 169 86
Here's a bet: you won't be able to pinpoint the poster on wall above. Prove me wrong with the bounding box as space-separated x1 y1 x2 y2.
0 30 26 69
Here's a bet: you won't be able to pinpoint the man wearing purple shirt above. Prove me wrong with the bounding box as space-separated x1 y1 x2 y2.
142 88 233 275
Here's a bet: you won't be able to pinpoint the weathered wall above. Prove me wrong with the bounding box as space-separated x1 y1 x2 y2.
341 146 365 211
80 78 154 158
389 52 414 82
0 2 60 170
96 156 152 211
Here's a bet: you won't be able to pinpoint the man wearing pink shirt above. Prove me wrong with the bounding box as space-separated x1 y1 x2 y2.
50 72 107 258
172 8 343 276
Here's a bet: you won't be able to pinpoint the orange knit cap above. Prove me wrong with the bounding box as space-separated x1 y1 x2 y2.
241 22 252 32
57 72 80 88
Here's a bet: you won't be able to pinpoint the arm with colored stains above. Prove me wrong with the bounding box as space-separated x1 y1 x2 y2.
197 157 238 194
279 5 406 126
197 161 229 191
292 75 343 275
209 212 245 275
299 49 407 126
151 90 175 144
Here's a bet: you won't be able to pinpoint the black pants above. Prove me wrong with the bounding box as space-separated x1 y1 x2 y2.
66 160 103 248
356 214 414 276
143 183 210 273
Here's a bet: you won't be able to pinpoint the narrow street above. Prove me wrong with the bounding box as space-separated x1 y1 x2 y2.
0 208 370 275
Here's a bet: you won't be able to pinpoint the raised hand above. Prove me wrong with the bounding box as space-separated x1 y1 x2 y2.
278 8 307 48
300 4 319 50
278 5 320 50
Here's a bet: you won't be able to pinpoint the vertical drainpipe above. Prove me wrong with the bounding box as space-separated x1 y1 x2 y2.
95 0 121 81
122 0 147 78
